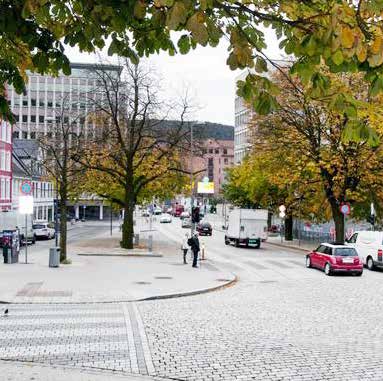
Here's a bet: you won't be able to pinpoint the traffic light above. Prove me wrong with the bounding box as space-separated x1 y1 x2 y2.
367 214 375 226
192 207 200 223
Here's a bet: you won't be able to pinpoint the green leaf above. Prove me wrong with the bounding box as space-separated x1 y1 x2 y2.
332 50 344 66
369 75 383 97
255 56 267 73
177 35 190 54
253 92 279 115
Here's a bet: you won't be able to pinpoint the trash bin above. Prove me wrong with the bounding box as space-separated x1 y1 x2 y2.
49 247 60 267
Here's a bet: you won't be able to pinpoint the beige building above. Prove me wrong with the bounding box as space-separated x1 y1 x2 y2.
191 122 234 196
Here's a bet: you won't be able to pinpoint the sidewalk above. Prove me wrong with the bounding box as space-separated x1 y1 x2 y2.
266 235 316 253
0 360 163 381
0 226 235 304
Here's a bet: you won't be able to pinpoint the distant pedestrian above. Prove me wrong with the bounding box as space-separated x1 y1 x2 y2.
188 233 200 268
181 233 189 264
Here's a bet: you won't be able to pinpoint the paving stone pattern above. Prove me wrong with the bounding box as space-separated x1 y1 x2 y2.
0 303 155 376
3 257 383 380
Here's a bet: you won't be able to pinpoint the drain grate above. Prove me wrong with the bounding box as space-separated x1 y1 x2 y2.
154 276 173 280
135 281 152 285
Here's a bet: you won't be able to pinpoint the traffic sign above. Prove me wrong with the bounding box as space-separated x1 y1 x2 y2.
20 181 33 195
340 202 351 215
279 205 286 213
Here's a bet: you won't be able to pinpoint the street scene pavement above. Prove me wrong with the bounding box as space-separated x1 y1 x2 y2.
1 217 383 380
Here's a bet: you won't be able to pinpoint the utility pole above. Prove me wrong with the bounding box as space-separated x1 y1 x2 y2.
190 122 194 236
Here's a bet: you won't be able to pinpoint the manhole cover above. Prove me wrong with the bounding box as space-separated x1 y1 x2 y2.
135 281 151 285
216 278 231 282
154 276 173 280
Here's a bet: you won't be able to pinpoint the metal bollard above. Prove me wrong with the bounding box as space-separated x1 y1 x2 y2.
134 233 139 245
201 243 205 260
148 235 153 253
6 249 11 264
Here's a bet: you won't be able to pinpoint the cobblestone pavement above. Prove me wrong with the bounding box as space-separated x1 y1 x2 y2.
3 221 383 380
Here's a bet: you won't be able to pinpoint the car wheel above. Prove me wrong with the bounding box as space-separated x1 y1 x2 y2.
32 235 36 244
367 257 375 271
235 239 240 247
255 242 261 249
324 262 332 276
305 256 311 268
224 237 229 245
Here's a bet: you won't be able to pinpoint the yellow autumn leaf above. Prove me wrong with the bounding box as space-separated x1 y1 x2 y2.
371 35 383 55
340 26 354 49
356 44 367 62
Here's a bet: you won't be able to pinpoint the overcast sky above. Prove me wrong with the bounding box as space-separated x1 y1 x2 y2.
66 29 281 126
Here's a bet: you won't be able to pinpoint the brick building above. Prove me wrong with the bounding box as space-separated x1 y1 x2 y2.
0 117 12 211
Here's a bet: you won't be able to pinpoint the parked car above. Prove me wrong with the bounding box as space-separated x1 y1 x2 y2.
346 230 383 270
160 214 172 223
182 218 192 228
154 207 162 215
180 211 190 220
32 222 55 240
306 243 363 276
141 210 150 217
197 221 212 236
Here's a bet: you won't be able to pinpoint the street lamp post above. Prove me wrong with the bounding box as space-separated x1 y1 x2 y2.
190 122 194 236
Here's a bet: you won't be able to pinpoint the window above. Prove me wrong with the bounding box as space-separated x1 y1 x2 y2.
334 248 357 257
12 131 19 139
30 115 36 123
14 115 19 122
39 115 44 123
22 99 28 106
30 132 36 139
323 246 332 255
22 131 28 139
31 99 36 106
347 233 358 244
315 245 326 253
47 101 53 108
215 149 219 154
224 158 228 165
209 149 213 154
223 148 227 155
5 179 10 200
39 100 44 107
22 115 27 123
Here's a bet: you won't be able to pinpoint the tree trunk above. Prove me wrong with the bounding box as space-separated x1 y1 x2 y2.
121 196 134 249
267 211 272 230
284 214 293 241
59 197 67 262
330 201 345 244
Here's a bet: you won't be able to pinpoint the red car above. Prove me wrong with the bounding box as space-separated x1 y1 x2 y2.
306 243 363 276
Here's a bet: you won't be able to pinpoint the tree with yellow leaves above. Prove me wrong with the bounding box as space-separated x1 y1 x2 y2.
74 60 192 249
243 68 383 244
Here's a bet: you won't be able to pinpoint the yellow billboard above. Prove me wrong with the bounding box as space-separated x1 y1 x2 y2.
197 181 214 194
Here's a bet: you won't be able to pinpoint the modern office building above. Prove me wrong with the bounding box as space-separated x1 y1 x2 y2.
234 72 253 164
6 62 121 140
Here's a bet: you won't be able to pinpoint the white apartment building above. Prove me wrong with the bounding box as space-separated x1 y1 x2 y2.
234 72 253 164
6 63 121 140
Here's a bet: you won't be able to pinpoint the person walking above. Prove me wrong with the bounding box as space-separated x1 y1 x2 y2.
188 233 200 268
181 233 189 264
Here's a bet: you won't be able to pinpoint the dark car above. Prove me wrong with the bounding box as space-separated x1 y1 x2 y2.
197 222 212 236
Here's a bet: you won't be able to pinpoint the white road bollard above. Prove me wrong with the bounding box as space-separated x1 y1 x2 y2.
201 242 205 260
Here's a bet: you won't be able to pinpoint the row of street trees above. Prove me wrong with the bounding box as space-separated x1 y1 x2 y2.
225 67 383 244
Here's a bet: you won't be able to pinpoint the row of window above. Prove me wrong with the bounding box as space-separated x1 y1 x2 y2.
0 150 11 172
0 120 11 144
13 114 87 125
203 148 229 155
0 177 11 201
235 110 252 128
12 179 54 199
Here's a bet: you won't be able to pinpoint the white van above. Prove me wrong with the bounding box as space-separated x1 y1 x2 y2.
346 231 383 270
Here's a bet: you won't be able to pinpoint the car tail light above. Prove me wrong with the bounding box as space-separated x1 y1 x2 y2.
378 249 383 261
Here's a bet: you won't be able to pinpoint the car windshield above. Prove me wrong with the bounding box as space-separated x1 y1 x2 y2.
32 224 46 229
334 248 357 257
201 223 211 228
